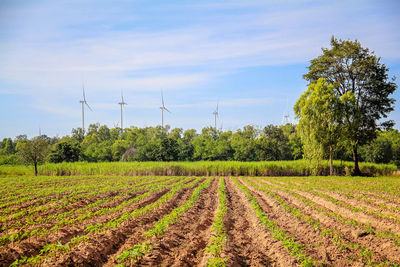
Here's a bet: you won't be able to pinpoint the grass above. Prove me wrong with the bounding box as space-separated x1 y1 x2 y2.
0 160 396 177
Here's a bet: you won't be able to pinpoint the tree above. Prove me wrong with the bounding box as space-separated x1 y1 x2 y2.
112 140 130 161
0 138 16 155
359 130 400 166
262 125 291 160
16 137 50 176
178 129 196 161
48 140 81 163
231 126 259 161
294 78 343 175
192 127 233 161
304 36 397 175
71 128 85 143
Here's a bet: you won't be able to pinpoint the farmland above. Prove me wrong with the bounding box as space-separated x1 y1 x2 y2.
1 175 400 266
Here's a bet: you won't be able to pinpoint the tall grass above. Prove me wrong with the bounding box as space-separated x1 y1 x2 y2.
0 160 396 177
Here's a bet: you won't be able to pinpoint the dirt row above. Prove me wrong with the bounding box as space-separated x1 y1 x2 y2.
2 176 400 266
0 176 158 214
0 177 177 235
1 177 168 226
263 178 400 229
121 177 219 266
41 179 205 266
0 185 174 266
253 178 400 264
223 178 297 266
275 178 400 207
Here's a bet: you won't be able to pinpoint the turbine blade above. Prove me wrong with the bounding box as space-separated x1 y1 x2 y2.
161 90 164 107
82 82 86 101
164 107 171 113
85 102 93 111
121 90 124 102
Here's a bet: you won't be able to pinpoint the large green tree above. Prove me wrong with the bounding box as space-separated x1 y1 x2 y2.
303 37 397 175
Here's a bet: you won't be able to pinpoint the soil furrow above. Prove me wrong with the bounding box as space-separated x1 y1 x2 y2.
252 178 400 264
290 187 400 235
223 177 295 266
0 188 170 266
241 178 364 266
129 177 219 267
44 179 204 266
314 188 400 221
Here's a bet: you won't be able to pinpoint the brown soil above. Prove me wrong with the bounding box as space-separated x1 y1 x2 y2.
253 178 400 264
223 177 296 266
314 188 400 221
124 177 219 266
2 176 400 267
240 178 360 266
42 179 204 266
0 187 172 266
290 188 400 235
1 189 127 229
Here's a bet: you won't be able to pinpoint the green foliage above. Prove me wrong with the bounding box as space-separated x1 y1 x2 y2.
0 160 395 177
192 127 233 161
0 154 20 165
48 140 81 163
206 177 229 266
3 121 399 170
0 138 16 155
295 78 343 174
116 241 153 264
360 130 400 167
303 36 397 175
16 136 50 176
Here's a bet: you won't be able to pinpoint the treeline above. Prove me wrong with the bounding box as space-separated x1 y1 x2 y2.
1 123 399 168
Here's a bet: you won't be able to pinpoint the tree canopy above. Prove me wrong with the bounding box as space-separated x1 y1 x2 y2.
294 78 343 175
302 36 397 175
16 136 50 176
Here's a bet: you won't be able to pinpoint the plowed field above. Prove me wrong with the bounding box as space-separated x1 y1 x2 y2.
1 175 400 266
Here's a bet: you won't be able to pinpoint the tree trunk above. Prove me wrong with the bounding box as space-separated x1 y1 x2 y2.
329 146 333 176
34 161 38 176
352 144 361 176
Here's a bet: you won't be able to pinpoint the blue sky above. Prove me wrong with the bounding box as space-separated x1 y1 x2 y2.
0 0 399 139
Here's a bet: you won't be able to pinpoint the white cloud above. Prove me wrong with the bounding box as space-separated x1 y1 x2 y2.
0 0 399 138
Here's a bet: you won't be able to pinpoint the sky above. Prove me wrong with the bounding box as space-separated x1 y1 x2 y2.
0 0 399 139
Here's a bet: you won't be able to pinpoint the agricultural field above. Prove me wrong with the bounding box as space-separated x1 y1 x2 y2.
1 175 400 266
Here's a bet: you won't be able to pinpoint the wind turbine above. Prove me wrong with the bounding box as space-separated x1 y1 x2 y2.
79 82 92 134
160 90 171 127
213 102 219 130
118 90 127 130
281 99 290 125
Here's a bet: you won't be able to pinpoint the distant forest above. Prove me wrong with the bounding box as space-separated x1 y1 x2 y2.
1 123 399 168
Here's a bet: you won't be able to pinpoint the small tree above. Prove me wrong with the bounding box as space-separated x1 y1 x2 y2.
294 78 343 175
16 137 50 176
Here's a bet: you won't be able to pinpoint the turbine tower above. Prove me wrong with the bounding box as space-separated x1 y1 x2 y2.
213 102 219 130
79 82 92 134
281 99 290 125
160 90 171 127
118 90 127 130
